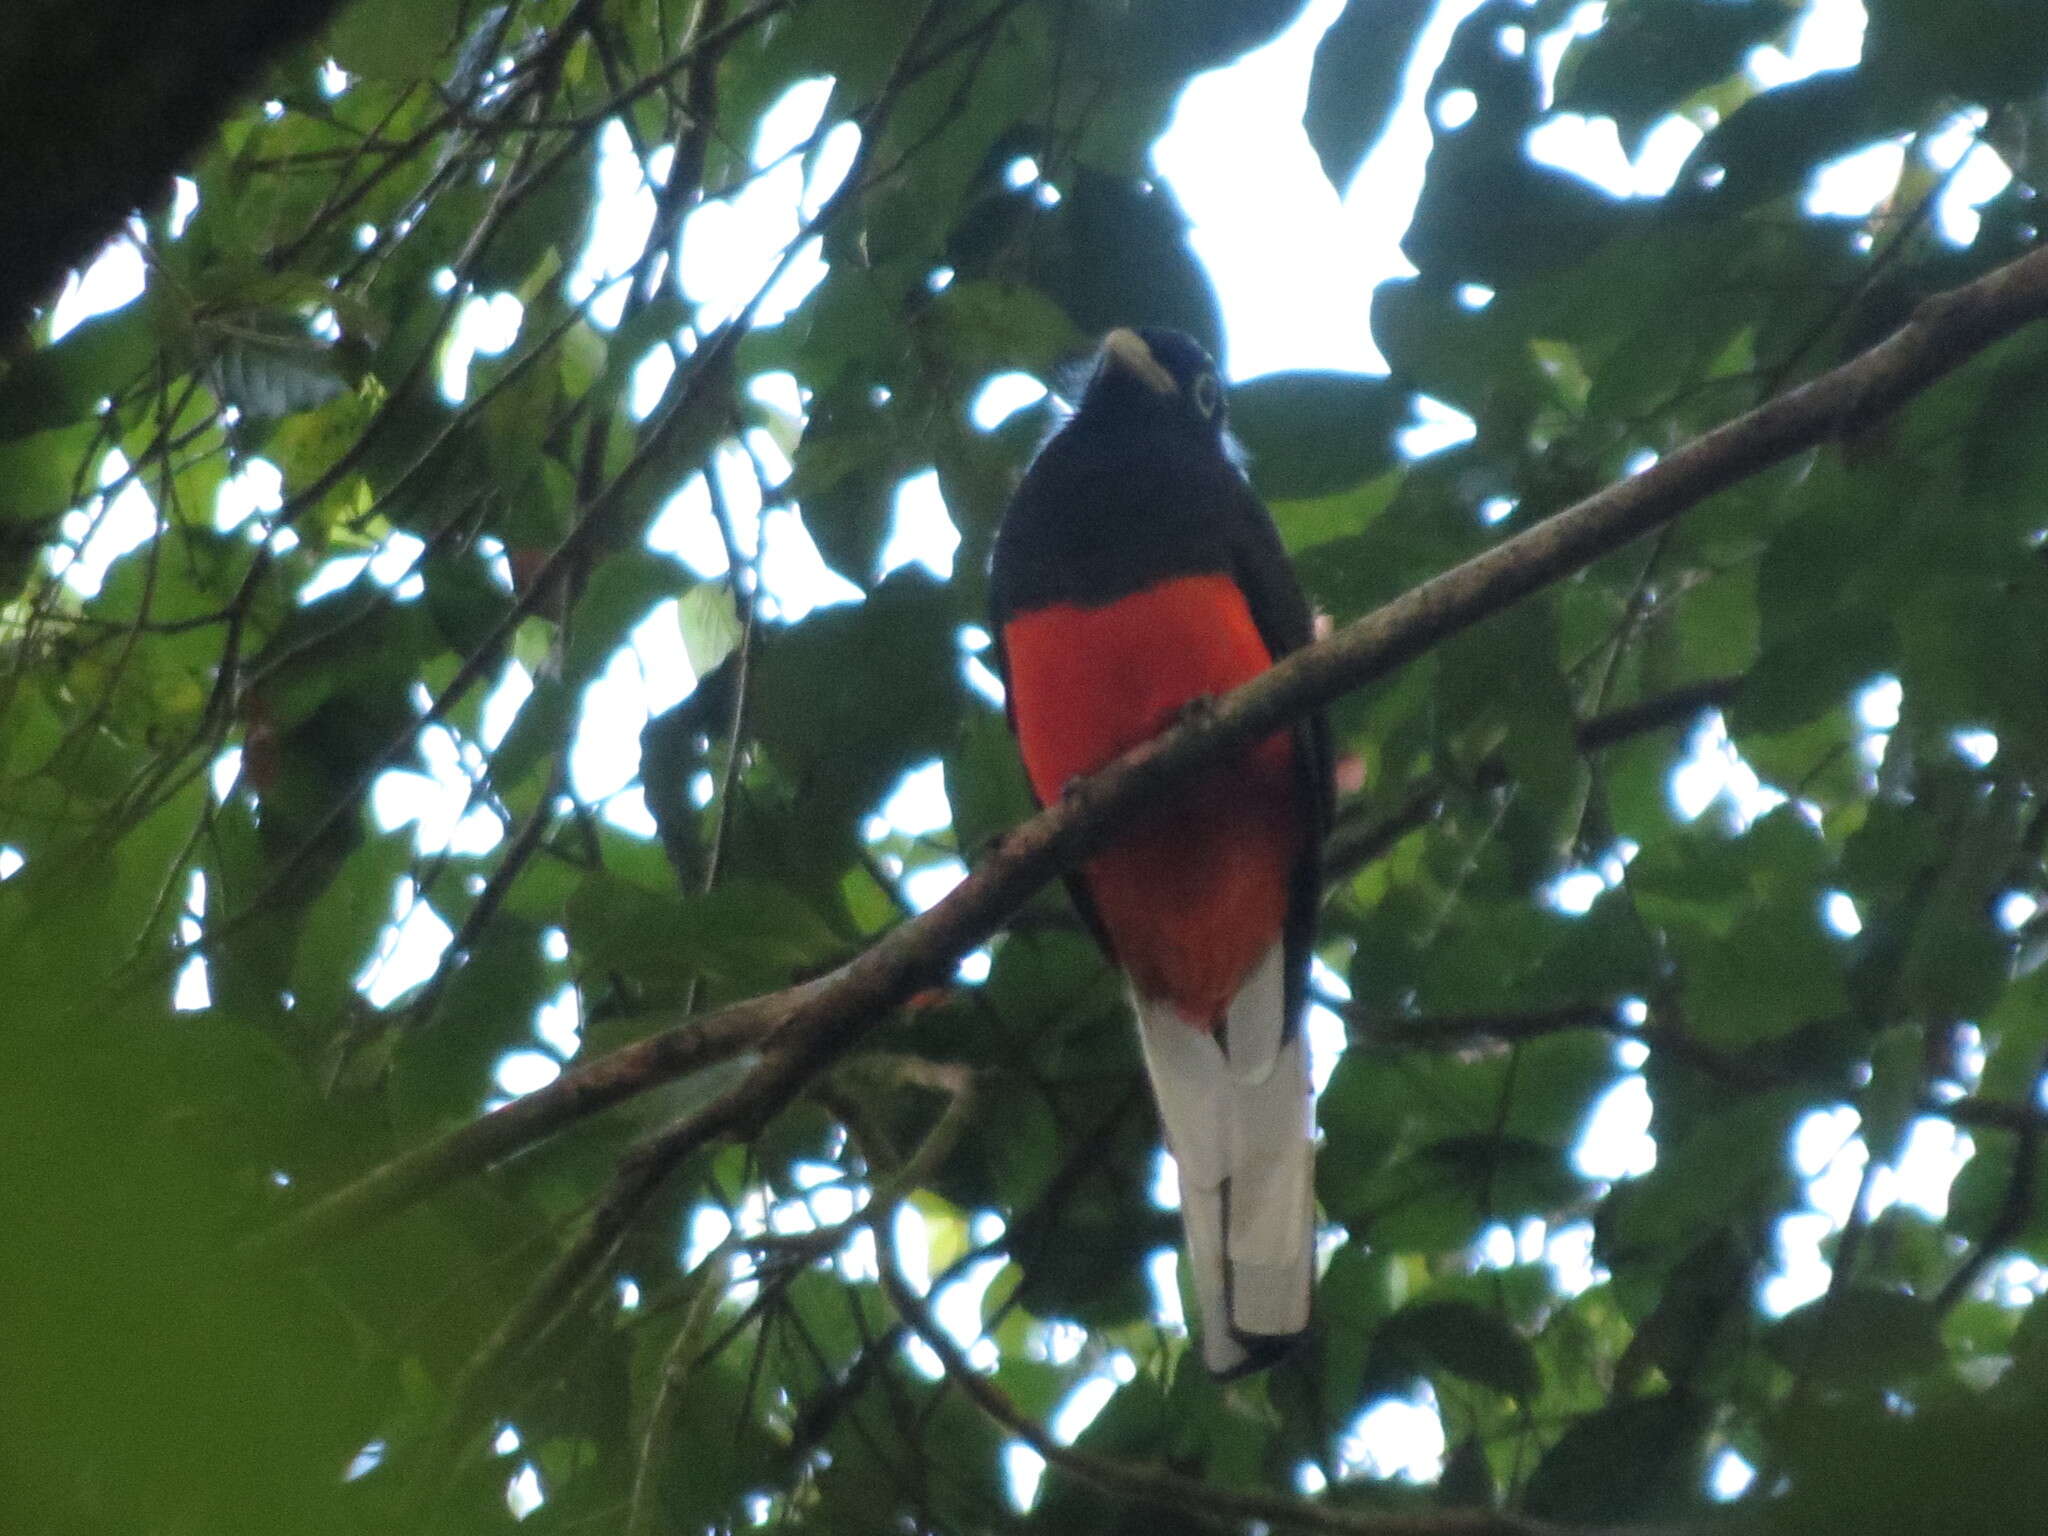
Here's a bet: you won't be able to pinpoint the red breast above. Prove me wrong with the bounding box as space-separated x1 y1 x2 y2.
1001 572 1300 1027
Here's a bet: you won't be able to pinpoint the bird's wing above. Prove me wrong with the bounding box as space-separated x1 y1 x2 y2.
1223 473 1333 1032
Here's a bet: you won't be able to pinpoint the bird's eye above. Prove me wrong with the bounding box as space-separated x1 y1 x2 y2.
1192 372 1222 418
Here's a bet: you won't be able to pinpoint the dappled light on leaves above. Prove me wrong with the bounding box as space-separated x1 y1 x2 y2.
10 0 2048 1532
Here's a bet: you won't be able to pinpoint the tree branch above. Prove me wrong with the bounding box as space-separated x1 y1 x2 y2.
1353 1003 1782 1085
870 1185 1645 1536
1939 1093 2048 1135
1935 1045 2048 1313
1577 675 1743 753
1354 1007 2048 1135
253 242 2048 1260
246 979 826 1260
1323 673 1741 885
1325 780 1447 886
621 1057 976 1536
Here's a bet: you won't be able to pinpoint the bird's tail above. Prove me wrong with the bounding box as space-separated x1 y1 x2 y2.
1132 942 1315 1376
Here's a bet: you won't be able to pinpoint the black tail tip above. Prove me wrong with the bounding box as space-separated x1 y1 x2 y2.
1210 1326 1309 1380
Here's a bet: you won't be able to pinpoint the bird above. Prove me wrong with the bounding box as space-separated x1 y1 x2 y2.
988 326 1332 1376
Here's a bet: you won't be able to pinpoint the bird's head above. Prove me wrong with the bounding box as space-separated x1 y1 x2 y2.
1076 326 1228 442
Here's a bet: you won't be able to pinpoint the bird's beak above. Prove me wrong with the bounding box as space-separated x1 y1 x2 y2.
1101 328 1179 395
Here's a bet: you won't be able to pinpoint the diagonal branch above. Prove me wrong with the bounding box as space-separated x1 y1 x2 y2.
251 242 2048 1262
1323 672 1743 884
1934 1044 2048 1313
1577 674 1742 752
839 1074 1613 1536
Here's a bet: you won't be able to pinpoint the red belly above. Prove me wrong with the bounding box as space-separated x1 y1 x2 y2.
1002 574 1299 1028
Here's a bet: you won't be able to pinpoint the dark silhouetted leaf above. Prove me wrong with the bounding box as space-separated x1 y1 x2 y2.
1305 0 1436 191
1371 1297 1541 1400
1524 1392 1711 1522
1231 370 1407 501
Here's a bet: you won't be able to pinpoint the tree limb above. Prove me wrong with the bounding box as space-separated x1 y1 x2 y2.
1940 1093 2048 1135
246 979 825 1260
1352 1005 1781 1090
1357 1009 2048 1132
870 1184 1652 1536
1935 1045 2048 1313
1577 675 1743 753
253 241 2048 1260
1322 673 1742 884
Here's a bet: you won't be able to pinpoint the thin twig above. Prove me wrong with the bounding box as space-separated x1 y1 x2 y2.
1323 673 1743 885
1935 1044 2048 1313
870 1183 1633 1536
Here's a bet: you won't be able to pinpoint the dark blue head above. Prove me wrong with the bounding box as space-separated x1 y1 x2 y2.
1074 327 1229 443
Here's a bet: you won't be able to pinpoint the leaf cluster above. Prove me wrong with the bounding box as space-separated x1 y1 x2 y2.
7 0 2048 1532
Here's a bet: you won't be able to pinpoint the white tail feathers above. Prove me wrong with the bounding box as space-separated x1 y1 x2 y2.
1132 942 1315 1376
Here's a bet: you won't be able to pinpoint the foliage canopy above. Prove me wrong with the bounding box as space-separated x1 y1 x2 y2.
7 0 2048 1532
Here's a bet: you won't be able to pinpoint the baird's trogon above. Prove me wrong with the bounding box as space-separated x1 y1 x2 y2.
989 327 1332 1376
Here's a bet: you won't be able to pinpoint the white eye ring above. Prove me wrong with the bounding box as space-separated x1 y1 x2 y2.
1192 373 1221 418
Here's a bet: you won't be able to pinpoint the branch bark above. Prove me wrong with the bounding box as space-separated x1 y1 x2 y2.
1323 672 1742 883
1577 674 1742 752
253 241 2048 1261
1354 1005 1784 1089
870 1187 1676 1536
1934 1045 2048 1313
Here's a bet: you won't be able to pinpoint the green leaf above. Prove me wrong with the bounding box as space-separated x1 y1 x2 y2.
0 419 100 526
1767 1289 1945 1389
422 546 513 656
1230 371 1407 501
1671 68 1928 212
1434 601 1580 876
490 670 573 794
678 579 742 675
1304 0 1436 191
1773 1394 2048 1535
1106 0 1316 80
1866 0 2048 103
470 142 597 292
1348 1134 1588 1250
1020 168 1225 361
1035 1374 1175 1528
288 830 414 1026
564 871 844 991
1371 1297 1541 1400
397 913 550 1129
744 567 966 829
0 296 158 439
1269 469 1399 553
1557 0 1798 150
789 383 901 584
1616 1089 1804 1253
328 0 466 80
1523 1392 1711 1523
944 698 1036 859
564 549 689 685
1673 897 1849 1047
1403 8 1645 294
1439 1437 1496 1509
645 1350 784 1531
1730 608 1894 737
1861 1023 1923 1166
